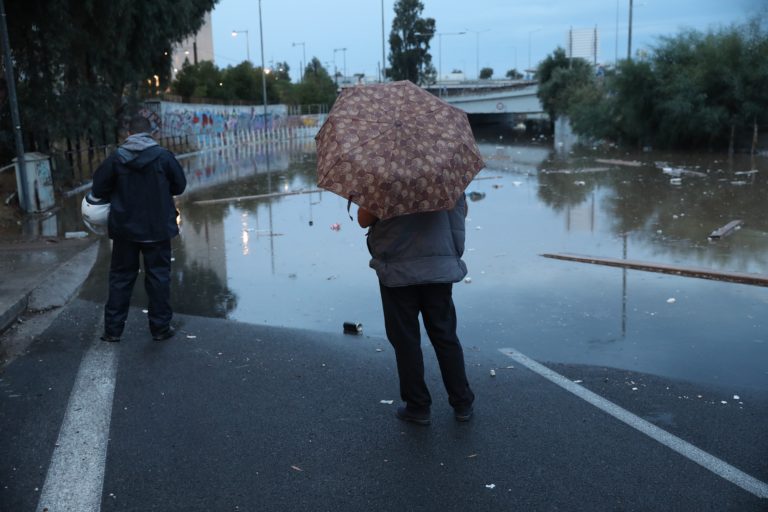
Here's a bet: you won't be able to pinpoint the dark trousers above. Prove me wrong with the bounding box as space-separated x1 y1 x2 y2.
104 238 173 337
379 282 474 412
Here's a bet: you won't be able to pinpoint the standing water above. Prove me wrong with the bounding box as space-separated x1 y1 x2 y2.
75 130 768 392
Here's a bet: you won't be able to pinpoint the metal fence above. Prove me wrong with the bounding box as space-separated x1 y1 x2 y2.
50 135 195 187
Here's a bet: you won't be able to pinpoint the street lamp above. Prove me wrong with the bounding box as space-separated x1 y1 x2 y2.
292 41 306 82
381 0 386 82
231 29 250 63
527 27 542 74
257 0 268 134
416 31 466 84
467 29 491 79
438 32 466 83
627 0 634 60
333 47 347 86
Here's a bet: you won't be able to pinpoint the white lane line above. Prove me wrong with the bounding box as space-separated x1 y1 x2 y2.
37 339 119 512
499 347 768 499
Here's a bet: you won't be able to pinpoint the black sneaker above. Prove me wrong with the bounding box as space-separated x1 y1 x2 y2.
395 406 431 426
100 334 121 342
454 406 474 422
152 327 175 341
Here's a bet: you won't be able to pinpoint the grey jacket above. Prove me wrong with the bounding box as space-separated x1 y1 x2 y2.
367 194 468 287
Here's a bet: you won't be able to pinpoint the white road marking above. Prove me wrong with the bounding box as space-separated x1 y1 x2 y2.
499 347 768 499
36 339 119 512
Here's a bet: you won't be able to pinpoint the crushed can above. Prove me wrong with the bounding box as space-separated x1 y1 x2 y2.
343 322 363 335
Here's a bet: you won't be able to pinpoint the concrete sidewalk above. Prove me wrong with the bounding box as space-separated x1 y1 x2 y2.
0 235 99 364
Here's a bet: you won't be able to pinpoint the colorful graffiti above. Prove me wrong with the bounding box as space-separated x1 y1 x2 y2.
158 102 293 138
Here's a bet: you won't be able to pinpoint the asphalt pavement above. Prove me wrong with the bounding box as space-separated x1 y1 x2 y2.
0 237 767 511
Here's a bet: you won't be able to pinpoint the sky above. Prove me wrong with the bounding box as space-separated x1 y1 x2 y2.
210 0 765 81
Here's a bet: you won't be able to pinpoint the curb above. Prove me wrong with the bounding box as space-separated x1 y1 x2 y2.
0 241 99 334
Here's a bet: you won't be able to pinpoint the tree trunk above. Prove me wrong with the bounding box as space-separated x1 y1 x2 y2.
752 117 758 156
728 123 735 157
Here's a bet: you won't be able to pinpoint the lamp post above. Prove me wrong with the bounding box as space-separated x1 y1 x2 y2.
438 32 466 83
467 29 490 79
291 41 306 82
258 0 268 134
333 47 346 86
231 29 250 63
627 0 634 60
0 0 27 210
527 27 542 73
381 0 386 82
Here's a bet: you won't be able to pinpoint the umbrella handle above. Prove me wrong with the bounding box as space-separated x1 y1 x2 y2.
346 197 354 221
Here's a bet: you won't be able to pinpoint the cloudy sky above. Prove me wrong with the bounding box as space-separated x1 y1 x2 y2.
210 0 765 80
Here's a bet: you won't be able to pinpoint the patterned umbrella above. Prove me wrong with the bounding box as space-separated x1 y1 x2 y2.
315 80 485 220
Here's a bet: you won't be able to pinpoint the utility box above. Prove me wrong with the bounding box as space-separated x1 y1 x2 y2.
13 152 55 213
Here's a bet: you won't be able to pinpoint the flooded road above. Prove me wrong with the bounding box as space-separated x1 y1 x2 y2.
72 131 768 392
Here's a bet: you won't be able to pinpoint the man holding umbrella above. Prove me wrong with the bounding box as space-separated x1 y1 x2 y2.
358 197 474 425
316 80 483 425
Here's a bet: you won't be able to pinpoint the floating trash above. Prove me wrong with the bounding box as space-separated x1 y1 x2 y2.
666 298 676 304
343 322 363 334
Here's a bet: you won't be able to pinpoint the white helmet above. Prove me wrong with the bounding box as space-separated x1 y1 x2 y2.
81 192 110 235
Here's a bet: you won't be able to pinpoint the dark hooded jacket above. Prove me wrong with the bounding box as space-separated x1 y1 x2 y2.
92 133 186 241
366 194 467 287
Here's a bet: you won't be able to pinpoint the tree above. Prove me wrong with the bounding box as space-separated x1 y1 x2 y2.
479 67 493 79
294 58 337 107
536 48 595 125
505 69 523 80
2 0 218 161
388 0 436 83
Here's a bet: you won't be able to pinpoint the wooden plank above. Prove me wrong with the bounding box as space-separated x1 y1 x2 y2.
595 158 643 168
708 220 744 240
541 252 768 287
194 188 322 205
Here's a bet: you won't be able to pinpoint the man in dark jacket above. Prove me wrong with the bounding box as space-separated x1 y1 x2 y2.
358 195 475 425
92 114 187 342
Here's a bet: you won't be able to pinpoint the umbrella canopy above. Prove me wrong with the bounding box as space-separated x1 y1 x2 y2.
315 80 485 220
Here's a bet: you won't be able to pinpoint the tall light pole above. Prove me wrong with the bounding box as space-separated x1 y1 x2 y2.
0 0 27 210
381 0 386 81
468 29 490 79
627 0 634 60
438 31 466 83
527 27 542 73
292 41 306 82
333 47 346 86
231 29 250 63
258 1 268 135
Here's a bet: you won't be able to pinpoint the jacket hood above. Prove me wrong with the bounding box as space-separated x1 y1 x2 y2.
116 133 162 170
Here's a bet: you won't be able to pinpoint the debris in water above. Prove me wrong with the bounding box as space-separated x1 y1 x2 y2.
186 335 197 339
485 484 496 489
291 465 304 472
464 277 472 283
490 369 496 377
380 400 394 404
666 298 676 304
330 223 341 231
733 394 740 400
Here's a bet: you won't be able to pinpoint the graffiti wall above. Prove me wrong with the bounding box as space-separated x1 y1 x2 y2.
158 102 292 138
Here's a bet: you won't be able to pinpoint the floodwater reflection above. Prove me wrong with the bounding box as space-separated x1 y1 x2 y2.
170 135 768 391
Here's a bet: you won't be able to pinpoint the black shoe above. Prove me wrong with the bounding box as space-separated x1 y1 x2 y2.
152 327 175 341
454 406 474 422
100 334 121 342
396 406 431 426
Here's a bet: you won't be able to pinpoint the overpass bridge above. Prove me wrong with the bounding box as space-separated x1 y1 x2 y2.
424 80 545 119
